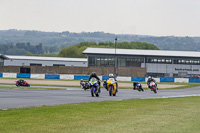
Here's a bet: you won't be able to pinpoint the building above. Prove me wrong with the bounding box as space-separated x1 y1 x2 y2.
2 55 87 67
0 54 8 66
83 48 200 78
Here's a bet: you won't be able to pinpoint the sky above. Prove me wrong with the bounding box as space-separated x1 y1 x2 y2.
0 0 200 36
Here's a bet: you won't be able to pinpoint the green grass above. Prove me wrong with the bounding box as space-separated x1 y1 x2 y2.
0 96 200 133
1 77 200 90
1 82 200 90
158 82 200 90
0 82 80 87
0 86 66 90
0 77 79 81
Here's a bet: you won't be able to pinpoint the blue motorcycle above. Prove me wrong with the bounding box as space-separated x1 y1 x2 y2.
89 78 100 97
136 82 144 92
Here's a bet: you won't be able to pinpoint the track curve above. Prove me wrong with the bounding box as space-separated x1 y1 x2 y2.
0 86 200 109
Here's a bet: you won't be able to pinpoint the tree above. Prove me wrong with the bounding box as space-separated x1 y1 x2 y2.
58 45 79 58
57 41 159 58
36 43 43 54
49 46 59 53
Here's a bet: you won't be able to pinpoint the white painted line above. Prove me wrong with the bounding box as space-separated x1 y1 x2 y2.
160 94 200 98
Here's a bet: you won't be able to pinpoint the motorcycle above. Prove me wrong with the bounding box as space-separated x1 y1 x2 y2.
136 82 144 92
103 80 108 91
15 80 30 87
107 78 117 96
89 78 100 97
80 80 89 90
149 81 157 93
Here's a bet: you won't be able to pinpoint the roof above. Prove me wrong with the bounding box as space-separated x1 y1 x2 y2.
83 48 200 58
5 55 87 62
0 54 8 59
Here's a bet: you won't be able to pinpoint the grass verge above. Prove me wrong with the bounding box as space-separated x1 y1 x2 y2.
0 86 66 90
0 77 81 81
1 82 200 90
158 82 200 90
0 96 199 133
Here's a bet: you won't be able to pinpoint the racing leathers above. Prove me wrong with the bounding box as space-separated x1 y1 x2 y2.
147 78 157 88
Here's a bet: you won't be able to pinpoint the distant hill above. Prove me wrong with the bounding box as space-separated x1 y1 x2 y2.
0 29 200 51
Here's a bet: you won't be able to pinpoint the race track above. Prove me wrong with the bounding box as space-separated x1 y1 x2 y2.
0 86 200 110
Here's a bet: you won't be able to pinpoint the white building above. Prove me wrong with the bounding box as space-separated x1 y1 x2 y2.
0 54 8 66
2 55 87 67
83 48 200 78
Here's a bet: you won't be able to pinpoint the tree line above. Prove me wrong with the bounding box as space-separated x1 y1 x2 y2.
0 43 59 55
0 41 159 57
57 41 159 58
2 29 200 52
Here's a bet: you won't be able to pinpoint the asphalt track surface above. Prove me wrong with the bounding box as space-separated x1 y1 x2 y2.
0 86 200 110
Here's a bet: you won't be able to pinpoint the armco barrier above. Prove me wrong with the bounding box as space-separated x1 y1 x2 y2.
117 76 131 81
74 75 89 80
175 78 189 83
60 75 74 80
102 76 109 80
31 74 45 79
1 72 200 83
189 78 200 83
131 77 145 82
145 78 160 82
17 73 31 78
160 78 174 82
98 76 102 81
45 74 60 79
3 73 17 78
102 76 117 81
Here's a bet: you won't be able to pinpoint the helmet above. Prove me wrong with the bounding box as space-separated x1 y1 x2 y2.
109 73 114 77
148 76 151 79
80 79 83 82
137 82 141 86
91 72 96 77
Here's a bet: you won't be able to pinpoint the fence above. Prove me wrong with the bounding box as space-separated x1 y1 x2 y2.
0 66 146 77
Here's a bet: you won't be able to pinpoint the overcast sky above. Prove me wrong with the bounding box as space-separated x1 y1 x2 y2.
0 0 200 36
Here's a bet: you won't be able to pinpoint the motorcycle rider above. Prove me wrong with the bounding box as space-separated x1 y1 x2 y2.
18 79 25 85
80 79 84 87
89 72 101 92
80 79 84 85
147 76 157 89
80 79 89 90
106 73 118 91
133 81 137 90
103 80 108 91
135 82 144 91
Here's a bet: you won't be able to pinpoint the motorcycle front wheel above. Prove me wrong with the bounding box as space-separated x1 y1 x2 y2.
83 85 87 90
109 86 113 96
113 86 117 96
153 88 157 93
95 92 99 97
91 87 94 97
16 83 20 87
